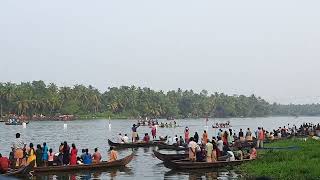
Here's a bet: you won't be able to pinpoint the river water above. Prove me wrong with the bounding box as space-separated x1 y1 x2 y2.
0 116 319 180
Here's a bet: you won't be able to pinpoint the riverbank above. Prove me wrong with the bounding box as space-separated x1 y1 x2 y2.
239 138 320 180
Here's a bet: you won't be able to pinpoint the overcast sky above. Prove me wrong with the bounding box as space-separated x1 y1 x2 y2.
1 1 320 104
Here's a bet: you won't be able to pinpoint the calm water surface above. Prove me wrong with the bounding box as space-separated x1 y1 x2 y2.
1 117 319 180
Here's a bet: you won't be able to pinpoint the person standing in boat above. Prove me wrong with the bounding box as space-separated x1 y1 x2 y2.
185 127 190 144
245 128 253 141
12 133 26 168
70 144 78 165
27 143 36 167
48 149 54 166
202 130 208 144
205 140 214 162
193 132 199 143
0 153 9 174
132 124 139 143
151 124 157 140
62 141 70 165
35 144 43 167
42 142 49 167
239 129 245 142
188 137 197 162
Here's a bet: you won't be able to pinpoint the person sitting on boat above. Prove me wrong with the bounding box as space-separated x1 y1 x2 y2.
188 137 197 162
108 147 118 162
83 149 92 165
12 133 26 168
226 150 235 162
122 134 129 143
80 149 86 162
143 133 150 143
92 148 102 163
179 136 185 146
166 136 173 145
249 145 257 159
0 153 9 174
48 149 54 166
234 146 244 160
77 157 83 165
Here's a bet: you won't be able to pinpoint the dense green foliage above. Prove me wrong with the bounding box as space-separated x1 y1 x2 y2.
0 81 319 118
240 138 320 180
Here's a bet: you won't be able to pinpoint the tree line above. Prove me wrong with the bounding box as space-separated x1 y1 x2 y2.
0 81 319 119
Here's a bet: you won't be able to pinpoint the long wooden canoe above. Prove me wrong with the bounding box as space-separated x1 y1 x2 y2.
32 153 134 173
3 163 32 177
5 121 29 125
153 150 188 161
157 143 188 151
164 159 253 170
108 139 161 148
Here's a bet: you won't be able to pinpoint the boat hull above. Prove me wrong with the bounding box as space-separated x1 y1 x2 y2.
164 159 253 170
153 150 188 161
33 153 134 173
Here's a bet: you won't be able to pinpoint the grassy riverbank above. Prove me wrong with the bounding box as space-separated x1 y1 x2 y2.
239 138 320 180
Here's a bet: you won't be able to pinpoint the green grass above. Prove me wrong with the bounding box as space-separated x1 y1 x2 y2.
239 138 320 180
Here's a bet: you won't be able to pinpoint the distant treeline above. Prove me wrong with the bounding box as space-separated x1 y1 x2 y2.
0 81 319 119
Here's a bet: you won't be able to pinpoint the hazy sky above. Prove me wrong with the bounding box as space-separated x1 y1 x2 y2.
1 1 320 104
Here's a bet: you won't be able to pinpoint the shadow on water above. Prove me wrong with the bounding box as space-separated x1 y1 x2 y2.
164 167 241 180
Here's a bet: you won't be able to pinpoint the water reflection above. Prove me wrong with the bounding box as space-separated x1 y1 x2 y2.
31 167 132 180
164 169 240 180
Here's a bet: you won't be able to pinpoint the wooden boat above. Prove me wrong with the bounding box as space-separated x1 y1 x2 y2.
3 164 32 177
157 143 188 151
153 150 188 161
164 159 253 170
32 153 134 173
108 139 160 148
5 121 29 125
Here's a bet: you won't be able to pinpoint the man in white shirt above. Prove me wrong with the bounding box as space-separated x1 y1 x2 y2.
12 133 26 168
216 136 224 157
188 137 197 161
122 134 129 143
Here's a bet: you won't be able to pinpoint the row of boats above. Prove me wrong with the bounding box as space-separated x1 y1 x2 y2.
107 139 254 170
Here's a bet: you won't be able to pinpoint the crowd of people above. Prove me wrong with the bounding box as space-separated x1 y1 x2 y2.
0 133 119 174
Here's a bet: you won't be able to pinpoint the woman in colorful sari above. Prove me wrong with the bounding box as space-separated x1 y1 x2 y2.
70 144 78 165
27 143 36 167
42 142 49 167
35 144 42 167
